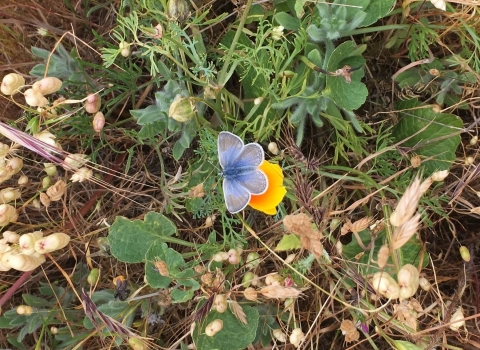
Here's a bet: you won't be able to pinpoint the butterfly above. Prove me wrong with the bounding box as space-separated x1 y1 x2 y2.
218 131 268 214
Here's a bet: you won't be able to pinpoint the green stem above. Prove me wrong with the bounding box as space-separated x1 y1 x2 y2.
217 0 254 86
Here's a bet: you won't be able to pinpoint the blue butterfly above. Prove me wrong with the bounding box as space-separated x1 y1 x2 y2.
218 131 268 214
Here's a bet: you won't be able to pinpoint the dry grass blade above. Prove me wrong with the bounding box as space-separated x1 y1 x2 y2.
229 300 247 325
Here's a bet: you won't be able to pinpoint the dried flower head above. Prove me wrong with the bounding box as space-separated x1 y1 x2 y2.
340 319 360 343
46 180 67 201
390 175 425 227
391 213 421 250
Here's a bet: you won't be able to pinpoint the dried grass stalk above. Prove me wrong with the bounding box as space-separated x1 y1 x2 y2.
391 213 421 250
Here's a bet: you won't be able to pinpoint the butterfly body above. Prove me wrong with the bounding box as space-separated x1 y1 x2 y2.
218 131 268 213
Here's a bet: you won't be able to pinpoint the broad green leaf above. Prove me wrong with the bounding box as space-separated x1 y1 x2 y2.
109 212 176 263
171 288 195 303
193 307 259 350
130 104 167 126
275 234 301 251
274 12 300 30
323 41 367 111
392 99 462 175
361 0 396 27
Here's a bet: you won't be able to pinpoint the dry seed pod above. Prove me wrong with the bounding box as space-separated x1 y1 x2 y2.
24 88 48 107
268 142 279 155
63 153 88 170
227 248 240 265
19 231 43 255
39 193 51 207
93 112 105 132
397 264 419 300
205 319 223 337
6 157 23 174
46 179 67 201
272 328 286 342
213 294 227 313
70 167 93 182
169 95 195 122
34 232 70 254
1 73 25 95
449 308 465 331
244 287 258 301
371 272 400 299
459 246 470 262
0 204 18 226
18 175 29 185
8 252 46 271
470 136 478 145
289 328 305 347
85 93 101 114
32 77 62 95
16 305 34 315
128 337 148 350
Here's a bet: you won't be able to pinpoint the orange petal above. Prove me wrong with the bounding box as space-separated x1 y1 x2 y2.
249 161 286 215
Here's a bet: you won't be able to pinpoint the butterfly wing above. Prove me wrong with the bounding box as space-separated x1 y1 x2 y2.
233 143 264 168
218 131 244 170
223 178 251 214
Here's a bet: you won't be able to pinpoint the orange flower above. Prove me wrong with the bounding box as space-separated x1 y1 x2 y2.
249 161 286 215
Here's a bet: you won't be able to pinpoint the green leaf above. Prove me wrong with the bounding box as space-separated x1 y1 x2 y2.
145 241 183 288
171 288 195 303
274 12 300 30
275 234 301 251
361 0 396 27
392 99 462 175
322 41 367 111
193 307 259 350
109 212 177 263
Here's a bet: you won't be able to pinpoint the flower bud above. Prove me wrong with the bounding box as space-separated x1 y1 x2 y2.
242 272 255 288
227 248 240 265
205 319 223 337
244 287 258 301
87 268 100 286
16 305 34 315
93 112 105 132
85 93 101 114
168 95 196 122
268 142 279 155
42 176 51 189
1 73 25 95
24 88 48 107
44 163 57 176
18 175 29 185
213 294 227 313
271 26 285 41
0 187 21 203
459 246 470 262
32 77 62 95
34 232 70 254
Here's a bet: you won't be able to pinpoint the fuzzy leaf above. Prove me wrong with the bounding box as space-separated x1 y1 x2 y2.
275 234 301 251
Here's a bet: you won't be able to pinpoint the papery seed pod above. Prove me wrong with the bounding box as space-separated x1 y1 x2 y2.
1 73 25 95
470 136 478 145
377 245 390 268
265 274 282 286
0 187 21 203
410 155 421 168
93 112 105 132
271 26 284 41
371 271 400 299
0 204 18 226
32 199 41 209
242 272 255 288
465 156 474 165
0 241 10 254
254 97 264 105
212 252 225 262
205 319 223 337
46 179 67 201
8 252 45 271
85 93 101 114
50 326 58 334
246 252 260 270
419 276 431 291
34 130 56 147
19 231 43 255
120 47 131 57
213 294 227 313
244 287 258 301
204 214 215 227
34 232 70 254
289 328 305 347
431 170 449 182
168 95 196 122
201 272 213 285
18 175 29 185
44 163 57 176
449 308 465 331
39 193 51 207
32 77 62 95
24 88 48 107
0 254 11 271
227 248 240 265
272 328 287 342
1 247 19 268
194 265 204 274
6 157 23 174
3 231 19 243
0 142 9 157
16 305 34 315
